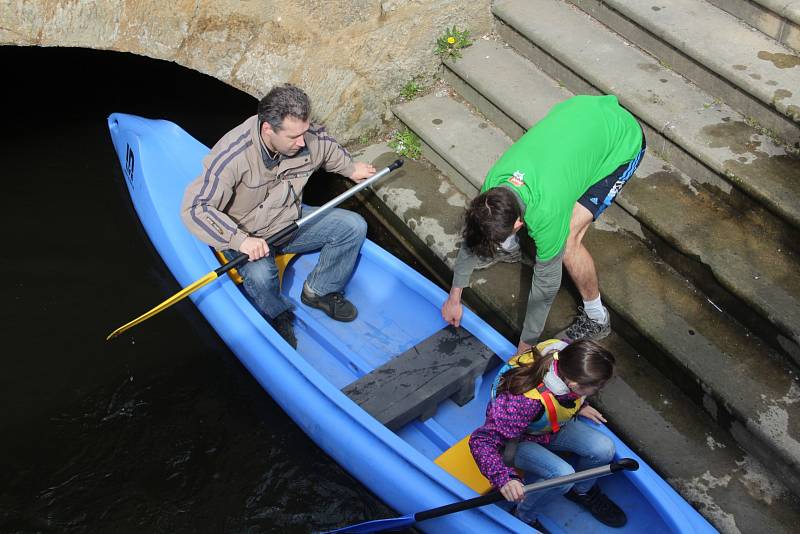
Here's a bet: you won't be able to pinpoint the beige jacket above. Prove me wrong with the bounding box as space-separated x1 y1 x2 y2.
181 115 356 251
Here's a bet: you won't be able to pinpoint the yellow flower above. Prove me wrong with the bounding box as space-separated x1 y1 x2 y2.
447 36 456 44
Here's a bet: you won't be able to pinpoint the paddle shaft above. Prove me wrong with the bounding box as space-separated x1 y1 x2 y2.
414 459 638 523
217 158 404 276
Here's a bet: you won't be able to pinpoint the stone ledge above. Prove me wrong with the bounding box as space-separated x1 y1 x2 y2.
0 0 492 142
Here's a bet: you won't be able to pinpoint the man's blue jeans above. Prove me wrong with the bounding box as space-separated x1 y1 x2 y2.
222 205 367 320
513 419 615 523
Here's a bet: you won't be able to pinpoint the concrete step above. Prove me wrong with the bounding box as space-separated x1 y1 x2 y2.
492 0 800 239
392 92 511 195
443 39 800 367
391 93 800 497
354 147 800 533
565 0 800 147
706 0 800 54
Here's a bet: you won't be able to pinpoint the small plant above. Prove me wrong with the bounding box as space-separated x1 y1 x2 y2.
388 129 422 159
436 26 472 60
400 80 421 100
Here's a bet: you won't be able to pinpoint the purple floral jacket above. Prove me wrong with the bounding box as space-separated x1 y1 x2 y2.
468 389 583 489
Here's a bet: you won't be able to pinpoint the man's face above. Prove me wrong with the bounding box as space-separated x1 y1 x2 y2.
262 116 310 157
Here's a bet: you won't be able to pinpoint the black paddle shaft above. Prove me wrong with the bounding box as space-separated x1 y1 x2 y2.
214 159 404 277
414 459 638 523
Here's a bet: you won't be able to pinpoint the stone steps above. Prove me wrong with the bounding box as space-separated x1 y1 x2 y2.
565 0 800 147
492 0 800 239
354 148 800 533
394 91 800 500
442 38 800 367
706 0 800 54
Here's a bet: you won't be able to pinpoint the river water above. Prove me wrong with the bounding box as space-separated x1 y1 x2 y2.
0 46 407 533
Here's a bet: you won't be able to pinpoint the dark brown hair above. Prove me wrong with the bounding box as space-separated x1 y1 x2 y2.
498 340 615 396
258 84 311 131
463 187 522 258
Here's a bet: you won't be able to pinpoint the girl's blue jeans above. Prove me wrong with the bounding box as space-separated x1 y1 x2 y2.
513 419 615 523
222 205 367 320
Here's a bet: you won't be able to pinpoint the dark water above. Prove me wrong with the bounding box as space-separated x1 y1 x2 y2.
0 46 403 533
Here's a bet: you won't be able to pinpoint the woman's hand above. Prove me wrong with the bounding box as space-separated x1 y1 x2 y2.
500 479 526 502
578 404 607 424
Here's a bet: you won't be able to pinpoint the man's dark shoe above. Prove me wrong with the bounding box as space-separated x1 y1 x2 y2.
268 310 297 349
301 283 358 322
565 485 627 527
475 246 522 270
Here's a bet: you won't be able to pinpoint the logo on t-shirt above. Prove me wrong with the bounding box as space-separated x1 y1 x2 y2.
508 170 525 187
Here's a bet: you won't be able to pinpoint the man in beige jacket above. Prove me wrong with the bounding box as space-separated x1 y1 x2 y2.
181 84 375 347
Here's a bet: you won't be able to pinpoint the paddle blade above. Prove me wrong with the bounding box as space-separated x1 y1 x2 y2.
323 515 415 534
106 271 219 340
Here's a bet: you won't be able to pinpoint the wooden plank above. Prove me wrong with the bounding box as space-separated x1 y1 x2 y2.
342 326 497 430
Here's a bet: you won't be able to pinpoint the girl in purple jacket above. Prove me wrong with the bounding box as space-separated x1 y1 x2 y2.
469 339 626 529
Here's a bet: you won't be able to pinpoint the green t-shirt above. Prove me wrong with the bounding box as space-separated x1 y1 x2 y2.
481 95 642 261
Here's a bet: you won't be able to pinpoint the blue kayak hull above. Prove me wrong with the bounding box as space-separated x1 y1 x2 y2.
107 113 716 534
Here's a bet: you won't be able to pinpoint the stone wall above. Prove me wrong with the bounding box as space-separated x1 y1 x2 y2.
0 0 492 141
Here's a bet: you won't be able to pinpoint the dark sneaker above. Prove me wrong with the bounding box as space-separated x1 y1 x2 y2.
475 247 522 270
301 283 358 322
566 485 627 527
269 310 297 349
564 306 611 341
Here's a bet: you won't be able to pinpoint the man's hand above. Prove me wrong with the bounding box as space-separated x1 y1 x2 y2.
441 287 464 327
500 479 526 502
350 161 376 183
239 236 269 261
578 404 607 424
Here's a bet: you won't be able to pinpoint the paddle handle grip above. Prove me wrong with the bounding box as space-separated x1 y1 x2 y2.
214 222 300 276
214 159 403 276
414 459 638 523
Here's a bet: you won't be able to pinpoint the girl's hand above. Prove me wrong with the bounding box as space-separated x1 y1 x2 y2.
578 404 607 424
500 479 526 502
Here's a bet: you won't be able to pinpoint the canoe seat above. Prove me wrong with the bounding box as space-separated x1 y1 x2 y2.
342 325 497 430
434 434 493 495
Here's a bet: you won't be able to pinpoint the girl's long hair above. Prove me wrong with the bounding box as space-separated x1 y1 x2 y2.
497 339 616 396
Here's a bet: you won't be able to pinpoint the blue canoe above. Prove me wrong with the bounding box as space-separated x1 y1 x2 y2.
107 113 716 534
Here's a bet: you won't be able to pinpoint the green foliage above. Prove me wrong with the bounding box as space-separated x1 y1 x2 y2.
400 80 421 100
388 129 422 159
435 26 472 60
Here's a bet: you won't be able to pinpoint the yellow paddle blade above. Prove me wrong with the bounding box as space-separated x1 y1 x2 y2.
274 253 296 287
106 271 219 340
434 434 494 495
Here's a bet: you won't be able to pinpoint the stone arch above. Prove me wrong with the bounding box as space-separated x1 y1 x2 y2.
0 0 491 141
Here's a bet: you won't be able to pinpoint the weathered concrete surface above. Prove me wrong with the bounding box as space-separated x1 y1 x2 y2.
0 0 491 142
493 0 800 235
354 146 800 533
568 0 800 145
393 93 511 194
706 0 800 53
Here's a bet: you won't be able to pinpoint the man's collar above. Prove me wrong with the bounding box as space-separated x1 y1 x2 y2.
258 134 310 170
